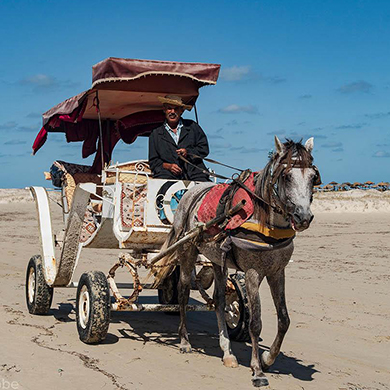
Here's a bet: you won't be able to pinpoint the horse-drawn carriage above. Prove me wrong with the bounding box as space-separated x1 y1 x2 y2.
27 57 321 387
26 57 249 344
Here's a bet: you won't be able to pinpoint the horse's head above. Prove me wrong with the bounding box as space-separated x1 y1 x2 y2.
266 136 321 232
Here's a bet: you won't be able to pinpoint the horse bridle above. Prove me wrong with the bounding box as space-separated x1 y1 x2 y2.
179 153 321 218
265 157 322 217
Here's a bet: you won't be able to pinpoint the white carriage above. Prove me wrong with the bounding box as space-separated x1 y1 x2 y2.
26 57 250 344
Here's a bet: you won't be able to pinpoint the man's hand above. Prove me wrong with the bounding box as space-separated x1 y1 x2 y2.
163 163 182 176
176 148 187 158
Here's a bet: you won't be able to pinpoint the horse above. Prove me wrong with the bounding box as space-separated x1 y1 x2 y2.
152 136 321 387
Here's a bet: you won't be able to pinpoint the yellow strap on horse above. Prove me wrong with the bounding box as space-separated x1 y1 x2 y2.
240 221 295 240
238 239 272 247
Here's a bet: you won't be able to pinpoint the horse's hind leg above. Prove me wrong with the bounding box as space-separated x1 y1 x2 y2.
177 245 198 353
212 263 238 368
261 269 290 370
246 269 269 387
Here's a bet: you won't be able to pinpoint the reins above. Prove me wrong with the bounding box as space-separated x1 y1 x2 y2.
179 151 320 218
178 154 284 214
187 153 244 173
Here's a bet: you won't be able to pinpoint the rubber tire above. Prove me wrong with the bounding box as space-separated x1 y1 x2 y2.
158 266 179 315
26 255 54 315
226 273 250 342
76 271 110 344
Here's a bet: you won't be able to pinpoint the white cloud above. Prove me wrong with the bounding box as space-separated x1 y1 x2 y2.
266 76 286 84
26 112 42 118
267 130 286 136
373 150 390 158
18 74 79 93
208 134 224 139
18 124 40 132
365 111 390 119
220 66 286 85
337 80 373 94
4 140 26 145
336 123 366 130
0 121 18 130
212 142 232 149
20 74 58 88
220 65 252 81
218 104 258 114
226 120 238 126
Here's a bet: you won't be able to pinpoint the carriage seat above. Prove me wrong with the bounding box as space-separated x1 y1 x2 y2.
47 161 101 209
104 160 151 185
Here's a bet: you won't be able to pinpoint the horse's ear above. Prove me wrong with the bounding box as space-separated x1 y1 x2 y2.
305 137 314 153
274 136 284 155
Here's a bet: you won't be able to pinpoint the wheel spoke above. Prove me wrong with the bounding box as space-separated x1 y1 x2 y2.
225 297 240 329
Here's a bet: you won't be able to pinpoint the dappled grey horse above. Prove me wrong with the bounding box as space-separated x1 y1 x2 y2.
153 136 320 387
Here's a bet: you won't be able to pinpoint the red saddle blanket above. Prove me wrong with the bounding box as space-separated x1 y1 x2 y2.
197 172 256 233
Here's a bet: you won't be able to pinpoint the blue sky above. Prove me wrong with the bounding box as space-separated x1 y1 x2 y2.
1 0 389 188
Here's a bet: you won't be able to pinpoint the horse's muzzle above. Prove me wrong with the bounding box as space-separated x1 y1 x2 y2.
290 206 314 232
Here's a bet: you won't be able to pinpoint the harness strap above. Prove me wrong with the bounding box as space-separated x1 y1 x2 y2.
179 154 283 214
216 169 253 224
230 235 294 252
240 221 295 240
232 176 283 215
220 236 243 272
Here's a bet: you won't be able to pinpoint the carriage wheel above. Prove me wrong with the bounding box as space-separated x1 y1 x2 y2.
225 273 250 342
76 271 110 344
25 255 54 315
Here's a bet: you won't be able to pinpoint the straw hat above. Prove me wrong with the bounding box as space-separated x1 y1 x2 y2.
158 95 192 111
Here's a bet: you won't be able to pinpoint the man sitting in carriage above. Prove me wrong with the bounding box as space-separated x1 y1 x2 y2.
148 95 210 182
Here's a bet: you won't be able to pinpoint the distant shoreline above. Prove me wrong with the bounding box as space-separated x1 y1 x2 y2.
1 188 389 212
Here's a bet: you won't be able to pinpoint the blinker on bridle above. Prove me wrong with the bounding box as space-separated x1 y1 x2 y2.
268 157 322 217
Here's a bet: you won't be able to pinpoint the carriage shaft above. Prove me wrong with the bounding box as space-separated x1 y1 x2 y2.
149 200 246 266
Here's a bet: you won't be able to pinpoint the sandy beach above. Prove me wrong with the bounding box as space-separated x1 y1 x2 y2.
0 190 389 390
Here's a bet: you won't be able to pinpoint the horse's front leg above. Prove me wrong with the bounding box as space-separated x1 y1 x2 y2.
246 268 269 387
212 263 238 368
261 269 290 370
178 245 198 353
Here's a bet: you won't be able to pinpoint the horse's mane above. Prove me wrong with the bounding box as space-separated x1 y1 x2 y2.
254 139 313 225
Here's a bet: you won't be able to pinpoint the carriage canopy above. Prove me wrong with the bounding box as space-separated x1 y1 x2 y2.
32 57 220 172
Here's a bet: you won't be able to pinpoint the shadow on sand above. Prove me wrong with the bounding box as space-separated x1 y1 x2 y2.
51 302 75 323
107 295 318 382
52 295 318 382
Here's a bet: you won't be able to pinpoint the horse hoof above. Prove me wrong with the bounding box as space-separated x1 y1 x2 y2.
252 376 269 387
180 345 192 354
260 351 272 371
223 355 239 368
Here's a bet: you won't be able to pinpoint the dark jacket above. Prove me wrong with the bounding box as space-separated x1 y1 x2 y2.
149 119 210 181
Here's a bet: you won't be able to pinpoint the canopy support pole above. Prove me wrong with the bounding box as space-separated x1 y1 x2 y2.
95 91 105 172
106 119 111 165
194 103 199 124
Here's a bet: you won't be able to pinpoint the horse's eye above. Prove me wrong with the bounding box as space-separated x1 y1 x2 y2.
312 174 319 186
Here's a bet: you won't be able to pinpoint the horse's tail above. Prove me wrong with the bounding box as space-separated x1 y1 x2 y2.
150 227 178 288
